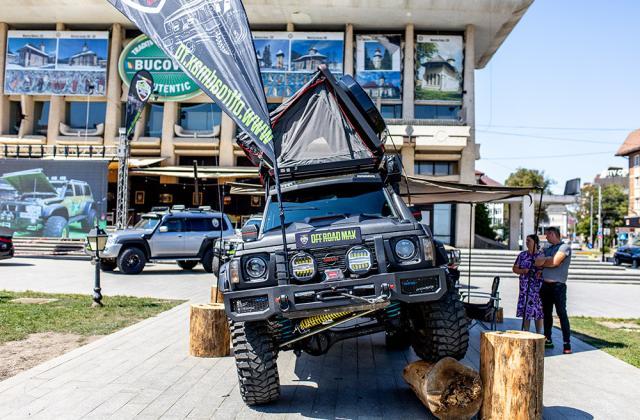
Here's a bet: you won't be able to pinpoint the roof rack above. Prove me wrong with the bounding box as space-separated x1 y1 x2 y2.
171 205 186 211
150 206 170 212
186 206 214 213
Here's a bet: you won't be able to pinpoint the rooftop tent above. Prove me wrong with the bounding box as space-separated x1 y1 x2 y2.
237 66 386 180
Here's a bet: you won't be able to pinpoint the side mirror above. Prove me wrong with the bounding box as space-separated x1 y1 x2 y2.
241 224 259 242
158 226 168 233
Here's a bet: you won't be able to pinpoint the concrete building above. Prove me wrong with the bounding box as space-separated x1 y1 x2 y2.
0 0 534 246
616 129 640 229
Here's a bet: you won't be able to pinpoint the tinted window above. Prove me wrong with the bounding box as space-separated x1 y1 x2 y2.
381 104 402 119
64 187 73 197
162 218 185 232
67 102 106 129
144 104 164 137
83 184 92 196
73 184 83 195
188 217 227 232
179 103 222 131
414 105 461 121
34 101 50 134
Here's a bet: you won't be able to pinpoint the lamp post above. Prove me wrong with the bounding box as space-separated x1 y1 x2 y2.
86 223 108 307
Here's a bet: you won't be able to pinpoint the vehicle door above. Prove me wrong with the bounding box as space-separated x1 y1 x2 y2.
184 217 215 254
618 246 630 263
150 217 186 257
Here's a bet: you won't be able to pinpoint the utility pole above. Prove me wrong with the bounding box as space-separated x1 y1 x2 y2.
598 184 603 260
193 160 200 207
115 127 130 230
589 193 593 247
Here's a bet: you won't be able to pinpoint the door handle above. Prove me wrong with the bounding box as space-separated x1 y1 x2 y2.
177 235 183 238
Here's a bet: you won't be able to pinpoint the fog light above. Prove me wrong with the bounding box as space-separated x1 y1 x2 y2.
230 260 240 284
347 246 372 274
290 252 316 282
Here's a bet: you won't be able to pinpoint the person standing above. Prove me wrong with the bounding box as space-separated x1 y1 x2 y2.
536 227 573 354
512 234 545 333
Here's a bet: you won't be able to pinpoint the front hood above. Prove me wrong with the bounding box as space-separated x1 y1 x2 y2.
111 229 151 242
243 218 423 251
2 169 57 194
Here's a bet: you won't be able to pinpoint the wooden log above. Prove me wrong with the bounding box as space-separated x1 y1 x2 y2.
210 286 224 304
496 307 504 323
403 357 482 420
480 330 544 420
189 303 230 357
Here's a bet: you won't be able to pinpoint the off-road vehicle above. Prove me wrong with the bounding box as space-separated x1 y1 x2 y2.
0 169 97 237
95 208 235 274
219 66 469 405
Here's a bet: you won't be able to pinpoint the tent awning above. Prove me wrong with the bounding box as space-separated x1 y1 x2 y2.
131 166 259 179
107 157 167 170
228 182 263 195
401 176 534 204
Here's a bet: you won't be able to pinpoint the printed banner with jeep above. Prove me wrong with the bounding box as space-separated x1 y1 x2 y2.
4 30 109 96
108 0 274 161
0 159 108 238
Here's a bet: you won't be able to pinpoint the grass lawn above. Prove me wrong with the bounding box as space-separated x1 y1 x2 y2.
570 317 640 368
0 290 184 344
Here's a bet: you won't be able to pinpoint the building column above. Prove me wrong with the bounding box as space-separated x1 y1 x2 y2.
344 24 354 76
509 201 522 250
402 24 414 120
455 24 477 248
522 195 535 238
286 22 294 32
161 101 177 165
219 112 235 166
104 23 124 146
0 23 9 135
401 140 415 175
46 22 66 145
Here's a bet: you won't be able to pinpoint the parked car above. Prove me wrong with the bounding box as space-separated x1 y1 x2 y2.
0 169 98 237
93 208 235 274
0 232 14 260
613 242 640 268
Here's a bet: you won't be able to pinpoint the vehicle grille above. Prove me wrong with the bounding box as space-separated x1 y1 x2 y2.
302 243 378 279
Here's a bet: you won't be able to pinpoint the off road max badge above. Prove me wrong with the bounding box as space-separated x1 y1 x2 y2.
295 227 362 249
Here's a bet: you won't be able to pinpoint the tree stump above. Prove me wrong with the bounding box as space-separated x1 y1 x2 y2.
496 307 504 323
403 357 482 420
480 330 544 420
189 303 230 357
210 286 224 304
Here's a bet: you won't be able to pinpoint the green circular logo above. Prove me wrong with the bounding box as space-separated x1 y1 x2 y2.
118 34 201 101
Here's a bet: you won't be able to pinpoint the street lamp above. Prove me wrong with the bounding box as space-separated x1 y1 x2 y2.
86 223 108 307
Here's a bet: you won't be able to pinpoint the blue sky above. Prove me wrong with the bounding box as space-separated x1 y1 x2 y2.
475 0 638 193
57 39 107 61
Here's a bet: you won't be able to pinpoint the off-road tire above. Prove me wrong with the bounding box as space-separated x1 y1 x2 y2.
117 247 146 274
231 321 280 405
81 208 98 231
43 216 68 237
100 260 116 272
633 259 639 269
177 260 198 270
201 247 214 273
613 257 620 266
408 289 469 361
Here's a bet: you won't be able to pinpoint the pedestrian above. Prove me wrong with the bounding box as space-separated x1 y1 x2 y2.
512 234 544 334
536 226 573 354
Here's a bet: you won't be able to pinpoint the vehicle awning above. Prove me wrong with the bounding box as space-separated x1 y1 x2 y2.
131 166 260 179
228 182 263 195
106 157 167 170
401 176 534 204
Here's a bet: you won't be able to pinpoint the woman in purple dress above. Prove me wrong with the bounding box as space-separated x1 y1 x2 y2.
512 234 544 333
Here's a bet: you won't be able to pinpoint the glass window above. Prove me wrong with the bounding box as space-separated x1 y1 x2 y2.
34 101 50 135
144 104 163 137
415 161 456 176
189 217 227 232
433 204 452 244
414 105 461 121
178 156 216 166
161 218 185 232
635 155 640 167
64 187 74 197
83 184 92 196
179 103 221 132
9 101 22 135
73 184 83 196
381 104 402 119
66 101 106 129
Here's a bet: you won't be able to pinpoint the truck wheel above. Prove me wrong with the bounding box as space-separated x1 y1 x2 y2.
201 247 214 273
177 260 198 270
408 289 469 361
81 208 98 231
231 321 280 405
100 260 116 272
117 247 146 274
43 216 68 237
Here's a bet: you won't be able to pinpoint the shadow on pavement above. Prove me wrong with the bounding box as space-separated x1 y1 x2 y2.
544 406 593 419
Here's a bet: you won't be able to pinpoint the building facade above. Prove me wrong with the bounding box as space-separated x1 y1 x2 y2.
616 129 640 229
0 0 533 246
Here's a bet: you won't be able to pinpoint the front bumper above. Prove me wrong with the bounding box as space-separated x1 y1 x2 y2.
85 243 121 260
223 267 448 322
0 247 14 260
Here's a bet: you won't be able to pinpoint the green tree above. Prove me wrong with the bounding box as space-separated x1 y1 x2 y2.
576 184 628 246
475 203 497 239
504 168 554 192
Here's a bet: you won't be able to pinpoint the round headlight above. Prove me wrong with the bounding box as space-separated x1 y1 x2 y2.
347 246 372 274
290 252 316 282
245 256 267 278
395 239 416 260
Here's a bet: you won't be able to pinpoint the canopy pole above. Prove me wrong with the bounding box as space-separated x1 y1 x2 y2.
467 202 473 302
272 159 290 284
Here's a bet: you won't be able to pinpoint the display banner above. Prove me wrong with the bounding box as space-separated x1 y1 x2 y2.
4 31 109 96
119 34 201 101
355 34 402 101
124 70 154 140
0 159 109 239
107 0 274 161
253 32 344 98
415 35 463 104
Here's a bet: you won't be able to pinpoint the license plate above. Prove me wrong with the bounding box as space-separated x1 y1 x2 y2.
295 227 361 249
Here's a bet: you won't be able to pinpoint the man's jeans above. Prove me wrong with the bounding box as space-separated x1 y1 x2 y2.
541 281 571 343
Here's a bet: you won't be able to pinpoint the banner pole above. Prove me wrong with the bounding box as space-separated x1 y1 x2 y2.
272 159 290 284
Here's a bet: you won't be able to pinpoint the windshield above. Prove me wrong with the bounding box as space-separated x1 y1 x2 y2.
134 217 161 230
262 182 395 233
